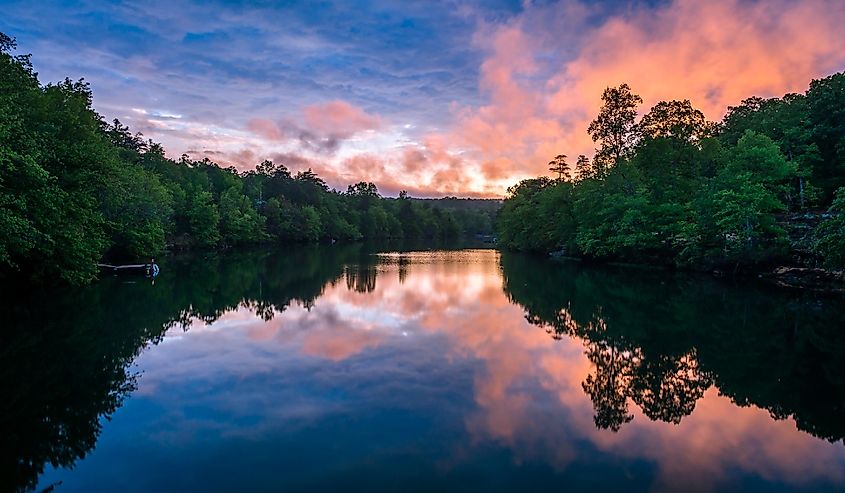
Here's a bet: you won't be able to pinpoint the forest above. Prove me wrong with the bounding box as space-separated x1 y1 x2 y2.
496 75 845 272
0 33 497 285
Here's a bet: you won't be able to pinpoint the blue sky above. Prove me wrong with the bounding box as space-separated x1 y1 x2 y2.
2 0 844 196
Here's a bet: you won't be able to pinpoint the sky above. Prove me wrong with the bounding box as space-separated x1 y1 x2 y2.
3 0 845 197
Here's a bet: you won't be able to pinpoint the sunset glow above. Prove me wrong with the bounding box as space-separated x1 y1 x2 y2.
4 0 844 196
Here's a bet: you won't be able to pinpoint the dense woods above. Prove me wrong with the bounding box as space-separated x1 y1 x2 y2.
0 34 496 285
497 77 845 272
5 27 845 285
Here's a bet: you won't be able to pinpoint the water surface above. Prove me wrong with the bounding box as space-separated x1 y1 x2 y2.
3 245 845 492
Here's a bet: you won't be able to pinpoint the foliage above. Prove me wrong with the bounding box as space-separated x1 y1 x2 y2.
637 99 713 142
498 75 845 270
574 154 592 182
587 83 643 176
0 33 491 285
814 187 845 268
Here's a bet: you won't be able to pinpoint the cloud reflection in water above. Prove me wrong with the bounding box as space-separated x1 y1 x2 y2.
35 248 845 492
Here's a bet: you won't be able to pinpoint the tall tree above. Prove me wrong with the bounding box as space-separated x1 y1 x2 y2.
630 99 712 204
574 154 592 181
587 84 643 176
548 154 570 181
255 159 291 180
104 118 146 152
719 94 819 209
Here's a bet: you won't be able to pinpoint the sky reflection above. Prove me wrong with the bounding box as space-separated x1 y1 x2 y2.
38 249 845 493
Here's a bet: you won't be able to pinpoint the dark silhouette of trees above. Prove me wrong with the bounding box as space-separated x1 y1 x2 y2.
548 154 570 181
574 154 592 182
581 341 634 431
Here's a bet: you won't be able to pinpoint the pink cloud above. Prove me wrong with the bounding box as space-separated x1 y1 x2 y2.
299 325 384 361
550 0 845 123
401 147 428 174
302 100 382 136
449 0 845 186
247 118 285 141
150 0 845 198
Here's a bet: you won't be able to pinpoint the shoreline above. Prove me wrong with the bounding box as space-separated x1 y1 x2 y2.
544 249 845 296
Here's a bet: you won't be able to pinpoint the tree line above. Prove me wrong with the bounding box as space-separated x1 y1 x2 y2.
497 75 845 271
0 33 495 285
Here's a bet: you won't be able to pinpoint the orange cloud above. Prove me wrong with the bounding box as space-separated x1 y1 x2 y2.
551 0 845 131
451 0 845 186
181 0 845 198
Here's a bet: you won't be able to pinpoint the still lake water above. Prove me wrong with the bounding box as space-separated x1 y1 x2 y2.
4 245 845 492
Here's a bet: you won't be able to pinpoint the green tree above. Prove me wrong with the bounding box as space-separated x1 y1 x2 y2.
711 178 786 264
103 163 173 258
587 83 643 175
814 187 845 268
806 73 845 201
298 205 322 242
219 185 265 245
720 93 820 209
496 177 555 251
724 130 797 196
637 99 712 142
185 190 221 248
0 35 110 283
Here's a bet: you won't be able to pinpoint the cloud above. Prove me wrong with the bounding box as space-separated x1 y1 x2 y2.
246 118 285 141
302 100 382 136
552 0 845 119
244 100 385 157
401 147 428 173
451 0 845 185
4 0 845 197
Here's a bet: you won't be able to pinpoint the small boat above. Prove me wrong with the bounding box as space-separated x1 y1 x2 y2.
97 263 160 277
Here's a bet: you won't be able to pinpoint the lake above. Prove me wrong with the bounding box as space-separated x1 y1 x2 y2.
4 245 845 492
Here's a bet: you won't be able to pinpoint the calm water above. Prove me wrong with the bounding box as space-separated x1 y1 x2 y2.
3 245 845 492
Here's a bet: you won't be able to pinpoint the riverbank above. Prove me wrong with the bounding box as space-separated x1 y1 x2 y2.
759 267 845 294
546 248 845 296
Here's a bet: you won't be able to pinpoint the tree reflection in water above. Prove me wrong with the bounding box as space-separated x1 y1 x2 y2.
3 245 844 492
500 251 845 440
0 244 378 493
